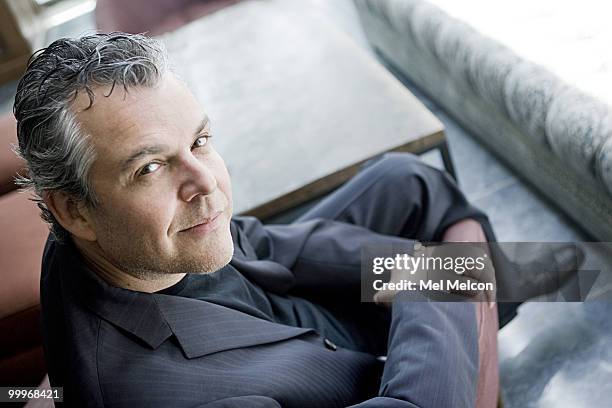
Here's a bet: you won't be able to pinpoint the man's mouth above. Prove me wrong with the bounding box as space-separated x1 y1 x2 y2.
180 210 224 234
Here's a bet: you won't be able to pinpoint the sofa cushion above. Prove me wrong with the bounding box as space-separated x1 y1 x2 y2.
354 0 612 240
0 345 46 387
0 190 49 385
0 190 48 320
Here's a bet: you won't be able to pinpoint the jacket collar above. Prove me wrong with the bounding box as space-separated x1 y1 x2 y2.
152 293 313 358
52 238 173 349
49 236 313 358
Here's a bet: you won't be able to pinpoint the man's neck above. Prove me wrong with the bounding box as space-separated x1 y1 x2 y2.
72 238 186 293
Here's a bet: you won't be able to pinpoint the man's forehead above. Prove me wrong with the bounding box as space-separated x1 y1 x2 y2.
70 91 133 145
71 77 206 145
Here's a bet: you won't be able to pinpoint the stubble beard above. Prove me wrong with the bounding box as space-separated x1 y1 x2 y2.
99 220 235 281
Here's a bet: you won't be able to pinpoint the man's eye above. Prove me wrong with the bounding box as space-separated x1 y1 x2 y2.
192 135 211 149
138 162 162 176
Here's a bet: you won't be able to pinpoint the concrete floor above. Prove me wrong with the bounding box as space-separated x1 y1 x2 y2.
2 2 610 407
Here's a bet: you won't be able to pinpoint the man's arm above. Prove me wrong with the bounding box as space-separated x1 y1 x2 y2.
194 395 282 407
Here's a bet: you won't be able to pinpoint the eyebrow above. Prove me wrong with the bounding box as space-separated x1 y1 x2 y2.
119 115 210 175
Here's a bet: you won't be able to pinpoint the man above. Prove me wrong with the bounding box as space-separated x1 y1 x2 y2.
14 33 570 407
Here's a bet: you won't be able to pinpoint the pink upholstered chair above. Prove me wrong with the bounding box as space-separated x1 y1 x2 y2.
96 0 241 35
0 113 49 390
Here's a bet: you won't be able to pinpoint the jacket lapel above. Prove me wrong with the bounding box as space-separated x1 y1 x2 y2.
229 256 295 294
154 293 315 358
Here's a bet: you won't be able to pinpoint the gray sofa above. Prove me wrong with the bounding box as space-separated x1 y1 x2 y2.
354 0 612 241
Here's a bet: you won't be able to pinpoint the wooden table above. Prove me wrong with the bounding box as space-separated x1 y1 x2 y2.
161 0 451 219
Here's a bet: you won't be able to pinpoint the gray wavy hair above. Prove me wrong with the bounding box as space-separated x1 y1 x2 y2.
13 32 168 242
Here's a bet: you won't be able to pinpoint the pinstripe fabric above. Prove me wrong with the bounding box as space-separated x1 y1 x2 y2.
43 240 383 407
41 153 490 407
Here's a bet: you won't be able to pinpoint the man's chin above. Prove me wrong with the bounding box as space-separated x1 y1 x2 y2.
185 237 234 275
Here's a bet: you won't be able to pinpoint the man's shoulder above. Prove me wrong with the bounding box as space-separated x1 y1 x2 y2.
39 235 104 404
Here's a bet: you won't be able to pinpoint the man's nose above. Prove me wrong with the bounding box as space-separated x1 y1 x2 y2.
178 156 218 202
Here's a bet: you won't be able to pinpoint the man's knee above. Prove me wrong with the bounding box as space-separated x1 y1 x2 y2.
362 152 421 171
361 152 441 191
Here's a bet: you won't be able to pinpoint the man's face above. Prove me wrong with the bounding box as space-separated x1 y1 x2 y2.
73 73 234 277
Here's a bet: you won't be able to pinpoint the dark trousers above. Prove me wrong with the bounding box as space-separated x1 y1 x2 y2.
294 152 518 326
291 152 506 407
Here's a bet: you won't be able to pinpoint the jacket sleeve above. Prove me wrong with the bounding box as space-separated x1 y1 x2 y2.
196 395 282 408
348 397 422 407
349 293 479 408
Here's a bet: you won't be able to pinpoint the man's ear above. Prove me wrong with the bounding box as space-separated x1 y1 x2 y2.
43 190 97 242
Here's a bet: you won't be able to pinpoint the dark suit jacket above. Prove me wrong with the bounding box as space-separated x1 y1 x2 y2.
41 216 477 407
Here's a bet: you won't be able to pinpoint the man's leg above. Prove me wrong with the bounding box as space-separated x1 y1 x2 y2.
296 151 519 326
296 152 490 242
296 152 498 407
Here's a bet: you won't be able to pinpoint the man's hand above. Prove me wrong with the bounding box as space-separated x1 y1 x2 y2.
373 241 496 307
